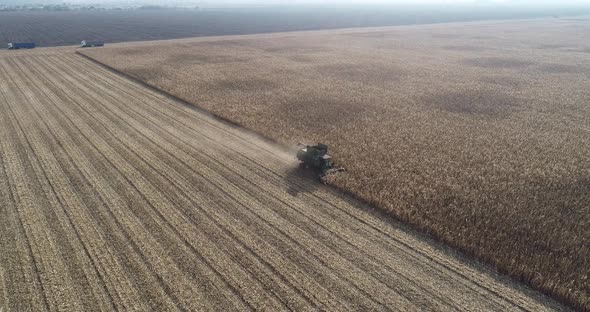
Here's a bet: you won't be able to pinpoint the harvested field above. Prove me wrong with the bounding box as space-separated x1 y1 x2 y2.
0 49 569 311
80 17 590 310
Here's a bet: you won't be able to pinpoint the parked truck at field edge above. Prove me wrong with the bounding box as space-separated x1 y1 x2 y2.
8 42 36 49
80 40 104 48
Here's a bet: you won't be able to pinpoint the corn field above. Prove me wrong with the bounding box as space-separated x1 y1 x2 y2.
82 17 590 310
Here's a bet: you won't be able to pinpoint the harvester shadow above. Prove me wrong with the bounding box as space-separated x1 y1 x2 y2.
285 164 321 197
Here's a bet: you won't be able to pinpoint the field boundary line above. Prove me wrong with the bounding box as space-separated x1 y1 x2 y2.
75 51 296 155
75 51 573 311
73 51 419 229
72 52 489 262
59 54 428 309
57 54 528 310
73 52 520 310
58 55 462 310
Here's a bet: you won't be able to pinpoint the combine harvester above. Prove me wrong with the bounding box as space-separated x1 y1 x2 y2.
297 143 344 182
80 40 105 48
7 42 36 50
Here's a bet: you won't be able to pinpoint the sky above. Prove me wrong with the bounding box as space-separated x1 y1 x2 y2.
4 0 590 7
196 0 590 4
194 0 583 10
188 0 590 8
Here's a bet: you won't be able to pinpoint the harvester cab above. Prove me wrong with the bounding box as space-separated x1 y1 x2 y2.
296 143 343 180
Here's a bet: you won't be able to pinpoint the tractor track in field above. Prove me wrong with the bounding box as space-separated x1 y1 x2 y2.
0 50 569 311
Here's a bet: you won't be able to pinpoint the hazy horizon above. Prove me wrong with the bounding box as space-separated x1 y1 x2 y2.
3 0 590 8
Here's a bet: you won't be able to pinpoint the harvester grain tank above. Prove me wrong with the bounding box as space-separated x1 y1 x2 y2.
80 40 104 48
297 143 333 172
8 42 36 50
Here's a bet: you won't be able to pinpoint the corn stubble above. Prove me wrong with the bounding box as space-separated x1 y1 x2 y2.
82 17 590 310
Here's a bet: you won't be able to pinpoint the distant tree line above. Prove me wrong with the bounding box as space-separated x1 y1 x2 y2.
0 3 199 12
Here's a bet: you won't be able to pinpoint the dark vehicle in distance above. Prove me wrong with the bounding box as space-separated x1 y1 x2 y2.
80 40 104 48
8 42 35 49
